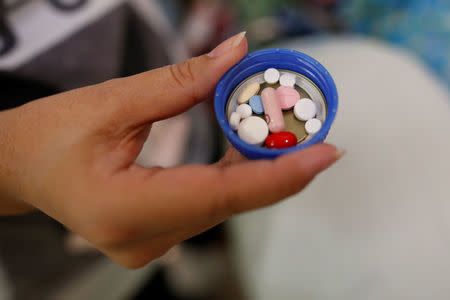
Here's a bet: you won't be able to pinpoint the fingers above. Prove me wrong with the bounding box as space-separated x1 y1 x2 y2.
103 144 341 268
215 144 342 214
133 144 342 227
100 32 248 125
215 145 247 167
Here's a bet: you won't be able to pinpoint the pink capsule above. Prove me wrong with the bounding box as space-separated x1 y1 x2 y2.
276 86 301 110
261 87 285 133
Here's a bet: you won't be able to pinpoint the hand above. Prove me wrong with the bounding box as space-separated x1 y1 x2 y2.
0 32 341 268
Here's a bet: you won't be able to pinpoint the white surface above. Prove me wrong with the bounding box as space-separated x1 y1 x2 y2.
238 116 269 146
231 36 450 300
236 104 253 119
264 68 280 84
279 73 296 87
305 118 322 135
294 98 317 121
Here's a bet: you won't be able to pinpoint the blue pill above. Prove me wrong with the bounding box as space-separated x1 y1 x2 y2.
249 95 264 115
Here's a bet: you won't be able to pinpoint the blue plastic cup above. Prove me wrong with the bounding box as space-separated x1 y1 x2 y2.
214 48 338 159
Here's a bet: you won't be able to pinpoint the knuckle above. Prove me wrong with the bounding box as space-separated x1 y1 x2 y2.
169 59 196 89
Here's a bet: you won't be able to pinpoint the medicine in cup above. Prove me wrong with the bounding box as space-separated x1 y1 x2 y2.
226 68 327 149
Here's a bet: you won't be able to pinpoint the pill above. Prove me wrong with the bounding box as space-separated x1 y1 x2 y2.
261 87 285 133
238 116 269 146
229 112 241 131
249 95 264 114
265 132 297 149
279 73 296 87
236 104 253 119
276 86 301 110
305 118 322 135
294 98 317 121
238 82 260 104
264 68 280 84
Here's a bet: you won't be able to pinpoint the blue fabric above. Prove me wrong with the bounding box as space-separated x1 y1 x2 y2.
338 0 450 88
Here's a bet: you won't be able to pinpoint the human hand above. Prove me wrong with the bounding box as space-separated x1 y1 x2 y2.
0 32 342 268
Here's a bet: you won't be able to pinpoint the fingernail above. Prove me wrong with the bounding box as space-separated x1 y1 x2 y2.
208 31 246 58
232 31 247 47
336 148 346 160
315 146 344 173
292 144 343 175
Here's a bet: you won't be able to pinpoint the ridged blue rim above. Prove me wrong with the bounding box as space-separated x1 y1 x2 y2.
214 48 338 159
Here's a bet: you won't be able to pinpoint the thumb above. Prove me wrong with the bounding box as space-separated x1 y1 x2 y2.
102 32 248 124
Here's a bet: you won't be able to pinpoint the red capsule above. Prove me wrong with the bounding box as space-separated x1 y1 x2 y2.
265 131 297 149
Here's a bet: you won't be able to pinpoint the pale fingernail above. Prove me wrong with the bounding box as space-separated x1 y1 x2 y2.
208 31 247 58
336 148 346 160
314 147 344 173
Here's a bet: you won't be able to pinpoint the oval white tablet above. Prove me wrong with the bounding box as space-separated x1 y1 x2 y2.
238 116 269 146
305 118 322 134
236 104 253 119
279 73 296 87
238 82 260 104
264 68 280 84
294 98 317 121
229 112 241 131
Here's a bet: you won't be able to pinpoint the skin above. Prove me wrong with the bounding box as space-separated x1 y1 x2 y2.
0 33 341 268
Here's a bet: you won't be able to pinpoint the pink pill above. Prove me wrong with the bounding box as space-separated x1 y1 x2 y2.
261 87 285 133
276 86 301 110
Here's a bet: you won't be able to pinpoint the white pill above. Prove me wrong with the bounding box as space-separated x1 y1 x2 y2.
305 118 322 134
264 68 280 84
294 98 317 121
238 82 260 104
236 104 253 119
229 112 241 131
279 73 296 87
238 116 269 146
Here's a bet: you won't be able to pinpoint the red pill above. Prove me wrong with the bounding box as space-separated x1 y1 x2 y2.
265 131 297 149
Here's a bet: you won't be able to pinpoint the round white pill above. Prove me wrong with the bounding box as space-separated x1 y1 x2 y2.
238 116 269 146
236 104 253 119
264 68 280 84
294 98 317 121
305 118 322 134
279 73 296 87
229 112 241 131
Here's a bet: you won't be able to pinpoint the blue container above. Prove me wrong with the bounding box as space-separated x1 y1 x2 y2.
214 48 338 159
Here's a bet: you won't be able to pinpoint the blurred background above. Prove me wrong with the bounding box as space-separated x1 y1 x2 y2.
0 0 449 299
